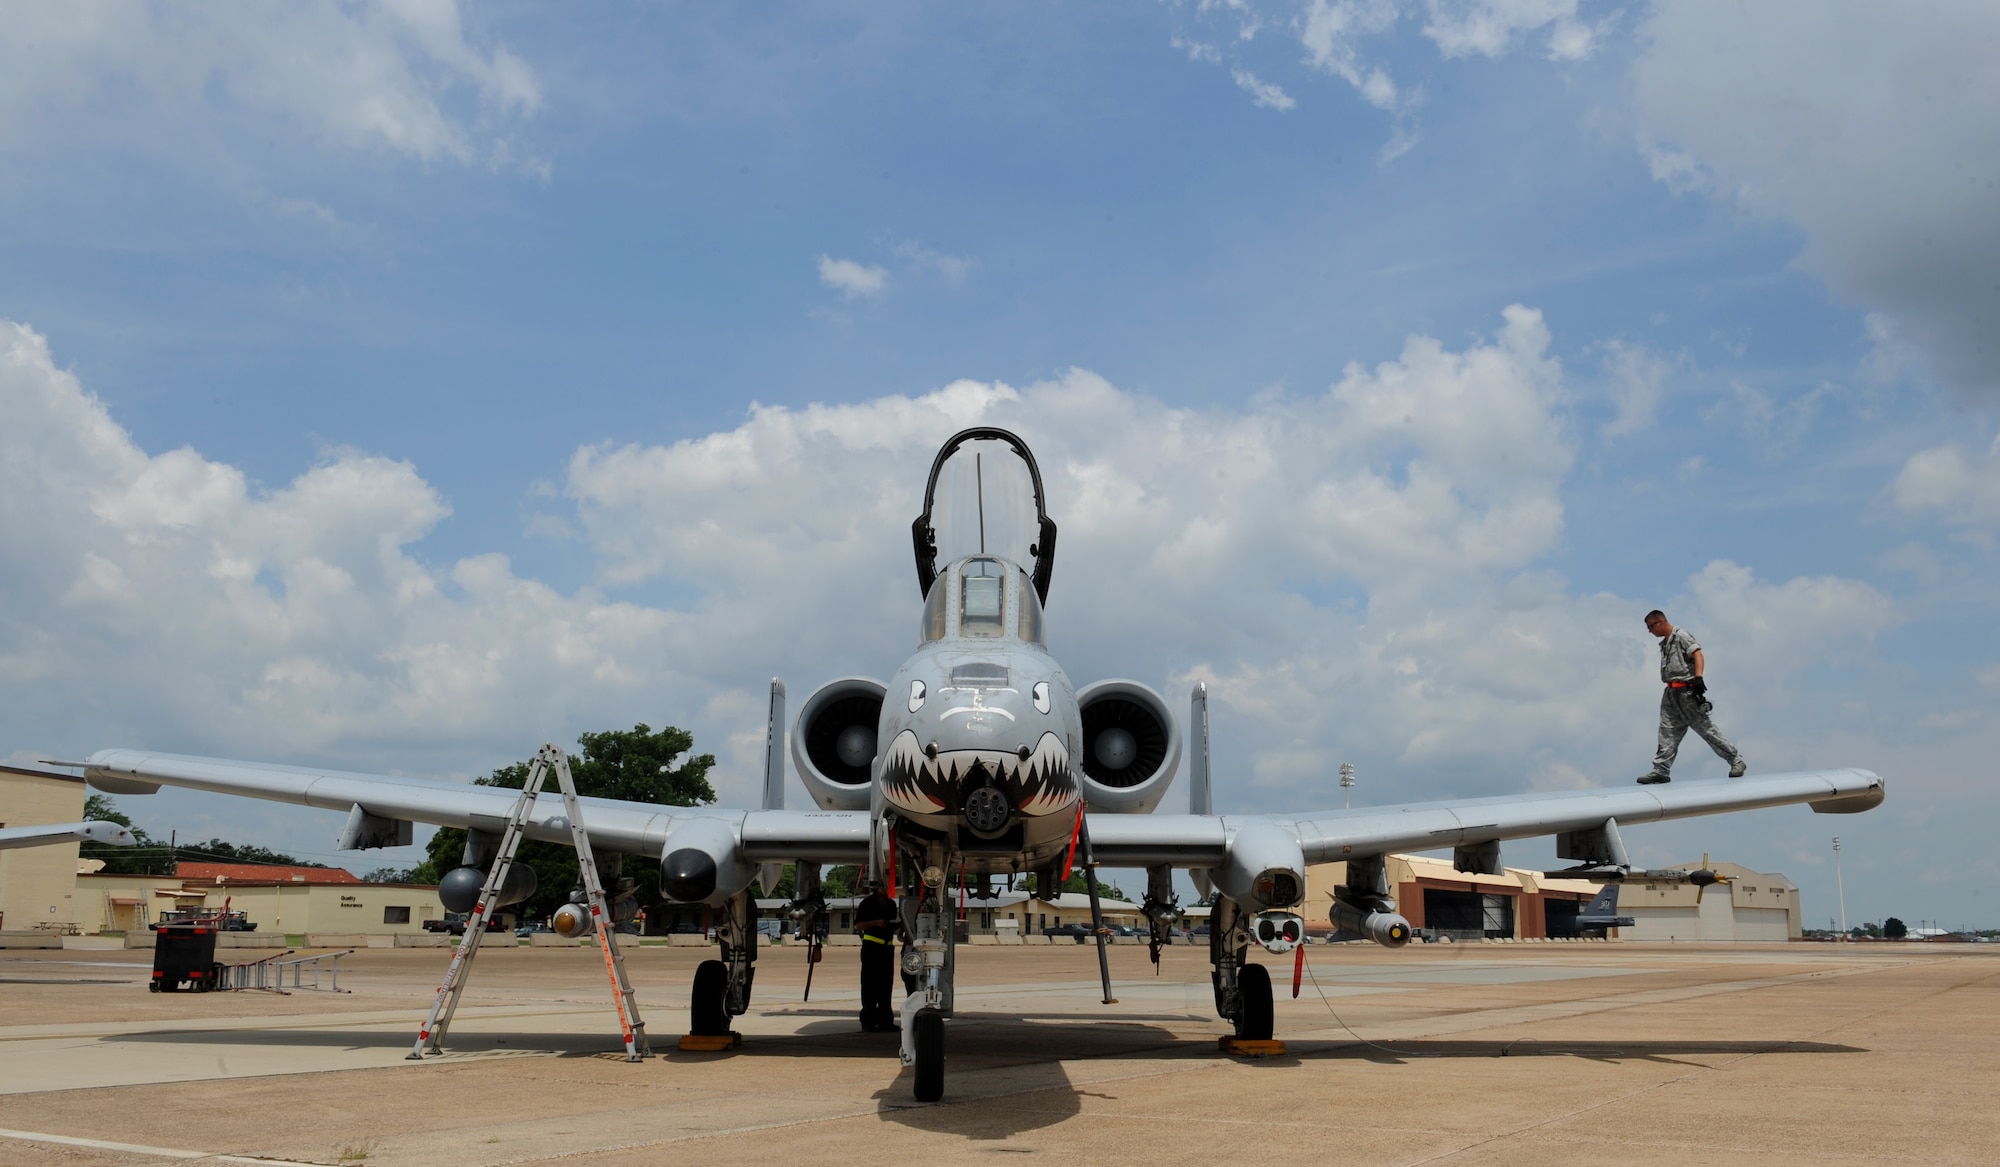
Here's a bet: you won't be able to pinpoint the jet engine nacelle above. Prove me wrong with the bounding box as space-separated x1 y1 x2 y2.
437 862 538 915
1076 679 1180 814
1330 899 1413 948
791 677 886 812
659 816 753 906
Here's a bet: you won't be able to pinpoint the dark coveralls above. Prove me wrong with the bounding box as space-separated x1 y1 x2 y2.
855 890 899 1032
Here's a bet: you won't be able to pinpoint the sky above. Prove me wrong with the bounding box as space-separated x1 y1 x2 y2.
3 1 1997 933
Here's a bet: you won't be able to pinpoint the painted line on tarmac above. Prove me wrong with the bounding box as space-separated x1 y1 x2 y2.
0 1126 328 1165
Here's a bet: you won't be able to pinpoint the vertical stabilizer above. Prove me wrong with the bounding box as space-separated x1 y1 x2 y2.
1189 682 1211 816
760 678 787 896
763 679 787 811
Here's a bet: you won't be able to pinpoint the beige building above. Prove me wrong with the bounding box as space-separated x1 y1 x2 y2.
1616 861 1802 942
0 765 88 934
77 864 444 937
1305 852 1802 942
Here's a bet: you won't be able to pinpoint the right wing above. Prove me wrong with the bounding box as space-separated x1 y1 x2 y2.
0 820 136 851
82 749 869 862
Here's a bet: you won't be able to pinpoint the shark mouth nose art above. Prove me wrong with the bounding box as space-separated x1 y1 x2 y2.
880 729 1075 819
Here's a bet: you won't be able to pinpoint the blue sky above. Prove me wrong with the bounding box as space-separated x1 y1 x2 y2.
4 2 1997 931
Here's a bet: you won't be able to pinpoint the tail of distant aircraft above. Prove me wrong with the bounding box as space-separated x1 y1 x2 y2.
1576 883 1636 932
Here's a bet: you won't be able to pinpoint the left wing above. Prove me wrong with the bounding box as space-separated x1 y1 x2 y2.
0 820 136 851
81 749 870 862
1087 767 1886 867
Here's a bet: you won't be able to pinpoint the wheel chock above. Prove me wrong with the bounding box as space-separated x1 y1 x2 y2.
1218 1037 1287 1057
678 1032 742 1052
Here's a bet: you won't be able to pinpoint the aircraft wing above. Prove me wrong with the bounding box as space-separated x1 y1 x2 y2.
0 820 137 851
80 749 871 862
1086 768 1885 867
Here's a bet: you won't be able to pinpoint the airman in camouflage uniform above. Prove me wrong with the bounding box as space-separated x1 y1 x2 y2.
1638 609 1746 784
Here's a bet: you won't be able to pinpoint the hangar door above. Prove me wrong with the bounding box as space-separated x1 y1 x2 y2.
1423 889 1514 940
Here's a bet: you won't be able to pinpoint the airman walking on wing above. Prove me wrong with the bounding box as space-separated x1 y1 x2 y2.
1638 609 1747 784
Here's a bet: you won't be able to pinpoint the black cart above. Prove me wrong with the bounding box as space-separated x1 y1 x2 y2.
150 923 224 992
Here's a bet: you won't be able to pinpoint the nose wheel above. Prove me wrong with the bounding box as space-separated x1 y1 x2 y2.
911 1008 945 1102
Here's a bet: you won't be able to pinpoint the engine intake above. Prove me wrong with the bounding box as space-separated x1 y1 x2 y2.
791 677 886 811
1075 679 1180 814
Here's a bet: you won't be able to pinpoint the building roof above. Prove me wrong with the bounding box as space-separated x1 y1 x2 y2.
175 861 362 885
0 763 84 783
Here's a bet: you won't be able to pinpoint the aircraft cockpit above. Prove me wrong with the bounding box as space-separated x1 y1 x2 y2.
912 427 1057 605
919 554 1045 645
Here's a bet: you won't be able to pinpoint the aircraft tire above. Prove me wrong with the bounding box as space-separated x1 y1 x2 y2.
1235 963 1274 1041
913 1008 945 1102
691 959 730 1036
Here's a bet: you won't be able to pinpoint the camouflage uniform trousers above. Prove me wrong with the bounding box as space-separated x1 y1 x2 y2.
1653 686 1743 776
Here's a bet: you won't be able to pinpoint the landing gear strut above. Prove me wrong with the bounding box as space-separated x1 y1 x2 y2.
687 891 757 1042
898 847 956 1102
1209 894 1275 1040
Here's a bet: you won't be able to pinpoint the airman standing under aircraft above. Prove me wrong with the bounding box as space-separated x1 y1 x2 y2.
1639 609 1747 784
854 883 899 1031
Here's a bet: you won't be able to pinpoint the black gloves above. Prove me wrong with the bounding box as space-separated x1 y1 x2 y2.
1689 676 1707 696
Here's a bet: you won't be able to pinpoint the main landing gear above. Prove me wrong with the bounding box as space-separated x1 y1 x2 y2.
1209 894 1285 1046
684 891 756 1047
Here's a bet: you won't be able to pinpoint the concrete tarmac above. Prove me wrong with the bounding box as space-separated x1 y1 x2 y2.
0 939 1994 1166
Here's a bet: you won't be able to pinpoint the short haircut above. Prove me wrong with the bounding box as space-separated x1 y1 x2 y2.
1644 609 1666 623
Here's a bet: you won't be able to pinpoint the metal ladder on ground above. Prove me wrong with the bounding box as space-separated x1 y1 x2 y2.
409 742 652 1061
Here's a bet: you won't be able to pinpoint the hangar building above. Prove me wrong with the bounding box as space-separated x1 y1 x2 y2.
1305 852 1802 942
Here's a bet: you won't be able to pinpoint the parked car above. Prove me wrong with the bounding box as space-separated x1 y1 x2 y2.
514 922 552 938
423 913 468 936
1042 922 1091 941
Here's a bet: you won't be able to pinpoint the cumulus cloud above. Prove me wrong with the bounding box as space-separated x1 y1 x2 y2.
1632 1 2000 398
817 255 890 298
0 320 686 774
0 0 539 163
1890 434 2000 540
0 306 1904 833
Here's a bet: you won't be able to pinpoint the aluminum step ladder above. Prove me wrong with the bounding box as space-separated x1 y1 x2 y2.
409 742 652 1061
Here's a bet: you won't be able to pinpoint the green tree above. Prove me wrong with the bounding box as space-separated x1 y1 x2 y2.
1882 916 1908 939
412 723 717 922
751 863 862 901
179 839 327 868
1022 870 1131 903
81 794 173 875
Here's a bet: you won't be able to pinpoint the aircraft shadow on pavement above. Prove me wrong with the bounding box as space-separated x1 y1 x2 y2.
104 1029 625 1055
1277 1037 1868 1067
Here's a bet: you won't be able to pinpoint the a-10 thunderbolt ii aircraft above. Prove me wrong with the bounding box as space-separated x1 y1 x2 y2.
75 427 1885 1102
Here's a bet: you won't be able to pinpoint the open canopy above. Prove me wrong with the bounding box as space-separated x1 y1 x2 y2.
911 427 1057 604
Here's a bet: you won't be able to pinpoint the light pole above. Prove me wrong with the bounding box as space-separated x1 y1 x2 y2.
1339 762 1355 811
1833 836 1848 941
